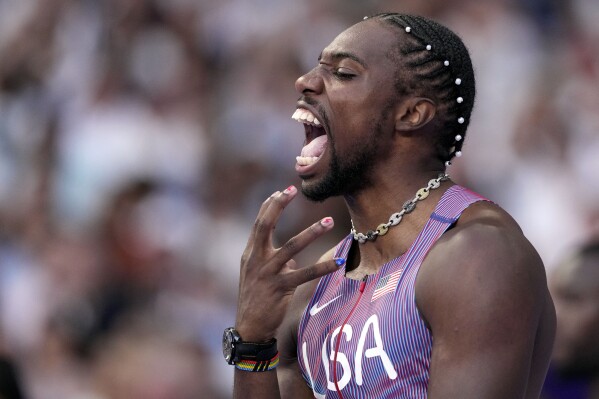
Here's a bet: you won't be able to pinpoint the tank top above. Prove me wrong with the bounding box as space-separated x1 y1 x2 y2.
297 185 488 398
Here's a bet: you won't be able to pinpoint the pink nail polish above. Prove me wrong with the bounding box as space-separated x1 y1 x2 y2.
321 217 333 227
283 185 295 194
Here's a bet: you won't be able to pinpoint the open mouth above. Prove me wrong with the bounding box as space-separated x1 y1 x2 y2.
291 108 328 167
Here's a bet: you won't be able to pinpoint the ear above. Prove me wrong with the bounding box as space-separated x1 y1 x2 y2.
394 97 436 132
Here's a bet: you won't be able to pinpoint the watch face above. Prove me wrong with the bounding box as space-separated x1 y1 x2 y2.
223 329 233 363
223 328 240 364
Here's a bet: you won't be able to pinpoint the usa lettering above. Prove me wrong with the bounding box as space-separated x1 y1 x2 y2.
302 314 398 394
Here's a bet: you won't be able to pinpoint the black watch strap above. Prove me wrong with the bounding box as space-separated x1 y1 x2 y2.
234 339 278 362
223 327 279 367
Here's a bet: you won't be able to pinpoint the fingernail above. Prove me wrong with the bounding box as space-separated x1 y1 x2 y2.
335 258 346 266
320 217 333 227
283 185 296 195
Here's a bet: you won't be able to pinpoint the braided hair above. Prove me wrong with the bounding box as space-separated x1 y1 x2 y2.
368 13 476 165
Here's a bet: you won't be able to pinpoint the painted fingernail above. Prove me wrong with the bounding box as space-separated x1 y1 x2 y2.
335 258 346 266
283 185 296 195
320 217 334 227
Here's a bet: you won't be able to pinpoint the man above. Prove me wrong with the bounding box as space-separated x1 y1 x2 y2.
543 240 599 399
224 13 556 398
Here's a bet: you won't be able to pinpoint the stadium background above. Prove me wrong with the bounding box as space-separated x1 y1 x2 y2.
0 0 598 397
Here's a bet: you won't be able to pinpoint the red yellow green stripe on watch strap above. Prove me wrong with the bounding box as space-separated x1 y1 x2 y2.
235 352 280 372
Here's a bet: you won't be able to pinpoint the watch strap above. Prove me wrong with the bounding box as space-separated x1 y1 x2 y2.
234 339 278 362
235 352 279 372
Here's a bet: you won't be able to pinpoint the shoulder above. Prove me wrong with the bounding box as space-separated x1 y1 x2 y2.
415 199 557 399
416 200 549 330
421 200 546 286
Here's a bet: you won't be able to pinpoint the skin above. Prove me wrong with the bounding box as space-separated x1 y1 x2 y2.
234 19 555 399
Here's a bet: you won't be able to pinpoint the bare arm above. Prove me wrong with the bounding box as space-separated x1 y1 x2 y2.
236 277 320 399
276 276 322 398
416 215 554 398
233 187 339 399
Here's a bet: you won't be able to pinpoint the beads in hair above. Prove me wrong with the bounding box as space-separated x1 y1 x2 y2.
374 13 474 167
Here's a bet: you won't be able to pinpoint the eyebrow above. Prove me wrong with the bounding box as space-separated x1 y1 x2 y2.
318 51 368 68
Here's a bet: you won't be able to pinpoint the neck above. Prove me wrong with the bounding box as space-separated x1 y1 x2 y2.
342 165 450 275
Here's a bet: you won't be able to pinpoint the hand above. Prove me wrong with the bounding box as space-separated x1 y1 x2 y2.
235 185 341 342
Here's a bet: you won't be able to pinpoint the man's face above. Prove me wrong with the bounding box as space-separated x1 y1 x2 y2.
292 19 402 201
550 255 599 377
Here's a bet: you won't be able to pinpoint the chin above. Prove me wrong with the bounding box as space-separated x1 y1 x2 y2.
300 180 336 203
299 143 377 202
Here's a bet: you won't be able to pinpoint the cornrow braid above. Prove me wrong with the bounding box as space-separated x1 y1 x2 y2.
365 13 476 166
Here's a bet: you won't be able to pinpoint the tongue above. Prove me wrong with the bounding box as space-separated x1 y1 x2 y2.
300 135 328 157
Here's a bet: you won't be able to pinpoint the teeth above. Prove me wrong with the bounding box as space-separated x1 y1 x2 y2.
291 108 322 128
296 156 319 166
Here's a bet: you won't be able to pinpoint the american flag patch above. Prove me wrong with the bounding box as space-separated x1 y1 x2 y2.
371 270 402 302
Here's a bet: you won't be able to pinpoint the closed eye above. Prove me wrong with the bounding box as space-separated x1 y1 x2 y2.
332 68 355 80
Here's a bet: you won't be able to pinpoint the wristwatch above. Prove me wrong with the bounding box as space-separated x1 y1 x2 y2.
222 327 278 367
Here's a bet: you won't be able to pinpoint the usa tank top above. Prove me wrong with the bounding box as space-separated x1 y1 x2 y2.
297 185 488 398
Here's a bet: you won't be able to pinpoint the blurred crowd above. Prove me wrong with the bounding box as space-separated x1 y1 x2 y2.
0 0 597 398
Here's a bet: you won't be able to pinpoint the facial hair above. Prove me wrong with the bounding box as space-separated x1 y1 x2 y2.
301 119 385 202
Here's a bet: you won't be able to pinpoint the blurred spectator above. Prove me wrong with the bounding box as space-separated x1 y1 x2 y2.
91 317 224 399
0 351 25 399
543 239 599 399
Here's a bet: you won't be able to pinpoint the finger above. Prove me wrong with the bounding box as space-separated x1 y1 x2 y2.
270 216 335 269
280 259 297 274
285 258 344 288
253 185 298 249
243 190 280 256
256 190 282 223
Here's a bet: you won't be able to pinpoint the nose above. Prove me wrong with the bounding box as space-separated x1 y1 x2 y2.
295 67 324 95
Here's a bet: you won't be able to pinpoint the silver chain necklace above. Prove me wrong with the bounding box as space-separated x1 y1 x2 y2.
350 173 450 243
